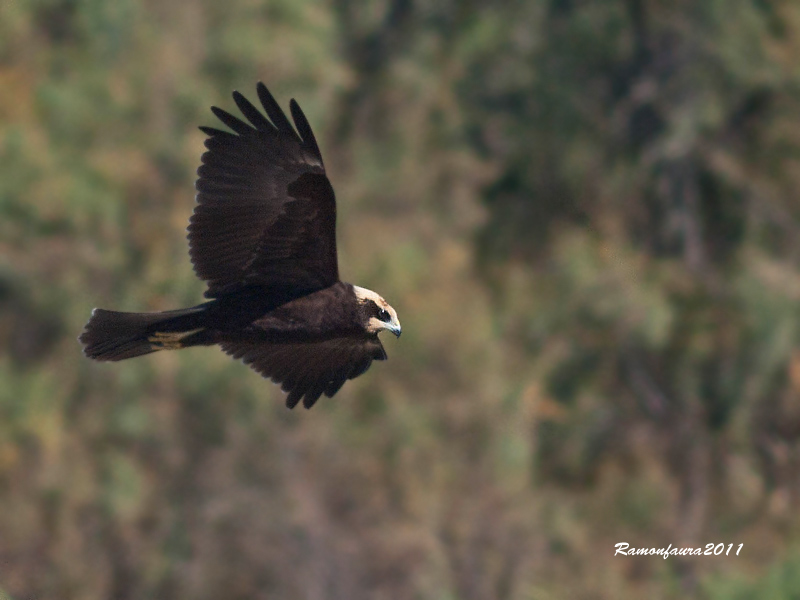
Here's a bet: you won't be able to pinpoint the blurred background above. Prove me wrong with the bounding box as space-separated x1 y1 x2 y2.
3 0 800 598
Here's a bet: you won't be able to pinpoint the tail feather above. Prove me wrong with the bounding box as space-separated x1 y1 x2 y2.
79 306 208 361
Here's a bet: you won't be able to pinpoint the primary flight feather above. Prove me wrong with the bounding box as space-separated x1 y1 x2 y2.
79 83 401 409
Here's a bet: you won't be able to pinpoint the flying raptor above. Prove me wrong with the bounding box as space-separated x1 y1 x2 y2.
80 83 401 409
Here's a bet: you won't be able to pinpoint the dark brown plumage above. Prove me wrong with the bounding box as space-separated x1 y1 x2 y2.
79 83 401 409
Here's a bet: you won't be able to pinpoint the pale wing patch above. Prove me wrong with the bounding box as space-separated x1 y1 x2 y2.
148 328 205 350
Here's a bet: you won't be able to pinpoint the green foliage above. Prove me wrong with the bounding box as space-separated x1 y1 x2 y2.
3 0 800 598
704 549 800 600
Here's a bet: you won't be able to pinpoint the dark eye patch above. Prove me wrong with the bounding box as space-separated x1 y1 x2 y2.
378 308 390 322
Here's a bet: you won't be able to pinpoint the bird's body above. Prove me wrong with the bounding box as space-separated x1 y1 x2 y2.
80 84 400 409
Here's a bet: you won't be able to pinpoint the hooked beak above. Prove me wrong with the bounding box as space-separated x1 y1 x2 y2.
388 322 402 338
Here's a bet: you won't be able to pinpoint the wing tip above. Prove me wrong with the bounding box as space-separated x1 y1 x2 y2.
288 98 323 166
286 391 303 409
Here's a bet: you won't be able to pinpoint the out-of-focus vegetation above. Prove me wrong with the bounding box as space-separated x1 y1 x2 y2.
3 0 800 598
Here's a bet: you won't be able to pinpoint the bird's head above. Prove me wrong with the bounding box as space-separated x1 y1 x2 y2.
353 285 401 338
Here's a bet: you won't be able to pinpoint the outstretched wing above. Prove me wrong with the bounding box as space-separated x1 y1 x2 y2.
190 83 339 298
220 336 387 409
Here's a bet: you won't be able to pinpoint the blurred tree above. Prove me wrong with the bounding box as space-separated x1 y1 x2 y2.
2 0 800 598
467 0 800 591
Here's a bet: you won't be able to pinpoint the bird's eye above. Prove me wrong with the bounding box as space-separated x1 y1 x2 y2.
378 309 390 322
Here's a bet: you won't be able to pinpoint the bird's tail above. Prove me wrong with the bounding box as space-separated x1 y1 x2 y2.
79 306 211 361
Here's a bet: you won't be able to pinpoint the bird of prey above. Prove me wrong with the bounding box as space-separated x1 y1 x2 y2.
79 83 401 409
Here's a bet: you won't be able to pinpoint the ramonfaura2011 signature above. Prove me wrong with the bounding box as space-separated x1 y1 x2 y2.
615 542 743 559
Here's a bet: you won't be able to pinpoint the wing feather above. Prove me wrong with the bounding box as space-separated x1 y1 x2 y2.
232 91 275 132
257 82 301 142
209 106 255 136
191 84 337 297
198 126 237 140
289 99 323 167
221 336 387 409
